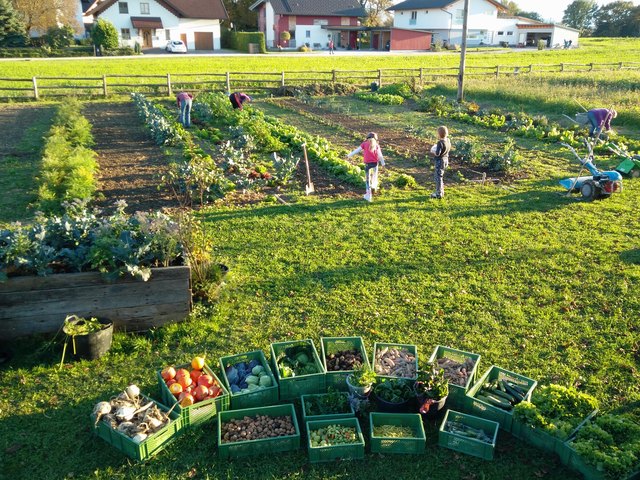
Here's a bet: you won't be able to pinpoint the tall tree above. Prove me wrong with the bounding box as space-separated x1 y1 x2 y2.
593 0 634 36
517 11 543 21
222 0 258 31
11 0 78 36
0 0 26 46
562 0 598 35
500 0 520 15
623 5 640 36
359 0 393 26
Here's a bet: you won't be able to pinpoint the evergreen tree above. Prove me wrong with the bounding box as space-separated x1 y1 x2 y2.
0 0 26 47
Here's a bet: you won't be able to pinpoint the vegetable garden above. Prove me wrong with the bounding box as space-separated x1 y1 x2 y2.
1 40 640 480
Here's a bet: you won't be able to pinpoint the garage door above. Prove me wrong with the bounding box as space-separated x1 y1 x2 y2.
194 32 213 50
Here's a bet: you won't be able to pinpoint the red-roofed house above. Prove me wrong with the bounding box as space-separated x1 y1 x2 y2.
84 0 228 50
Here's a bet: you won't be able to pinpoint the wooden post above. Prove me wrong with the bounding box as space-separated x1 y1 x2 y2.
560 63 564 72
457 0 470 102
378 69 382 87
102 75 108 97
32 77 38 100
166 73 172 96
495 65 500 78
529 64 533 73
281 71 285 87
419 67 424 85
619 62 623 69
226 72 230 92
589 63 593 71
332 69 336 83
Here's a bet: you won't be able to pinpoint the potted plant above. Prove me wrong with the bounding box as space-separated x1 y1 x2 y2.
414 362 449 417
346 364 376 396
372 378 415 413
60 315 113 368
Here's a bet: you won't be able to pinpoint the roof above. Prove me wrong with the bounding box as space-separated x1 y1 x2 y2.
131 16 164 28
250 0 366 17
86 0 228 20
388 0 506 12
516 23 580 32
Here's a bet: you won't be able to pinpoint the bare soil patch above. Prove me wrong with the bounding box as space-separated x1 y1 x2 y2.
82 102 179 213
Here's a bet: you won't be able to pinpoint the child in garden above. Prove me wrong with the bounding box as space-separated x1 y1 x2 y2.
429 126 451 199
586 108 617 138
229 92 252 110
176 91 193 127
347 132 385 202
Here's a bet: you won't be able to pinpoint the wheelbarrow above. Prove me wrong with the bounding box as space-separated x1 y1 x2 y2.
606 142 640 178
559 139 623 200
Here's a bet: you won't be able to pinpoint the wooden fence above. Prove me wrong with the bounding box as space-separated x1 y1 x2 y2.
1 62 639 100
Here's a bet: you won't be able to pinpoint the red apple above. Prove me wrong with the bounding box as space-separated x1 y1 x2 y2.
166 378 177 387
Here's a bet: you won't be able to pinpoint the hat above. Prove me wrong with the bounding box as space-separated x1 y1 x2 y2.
366 132 378 140
611 109 617 118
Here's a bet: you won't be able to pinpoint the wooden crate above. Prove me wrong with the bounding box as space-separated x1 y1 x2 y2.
0 266 191 339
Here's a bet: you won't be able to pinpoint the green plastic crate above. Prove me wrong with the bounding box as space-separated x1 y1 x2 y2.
369 413 426 454
466 366 537 432
270 339 326 401
301 392 355 424
438 409 499 460
217 404 300 459
372 342 418 380
306 417 365 463
93 395 183 461
428 345 481 410
219 350 279 409
511 419 572 464
321 336 370 391
565 444 640 480
157 362 230 427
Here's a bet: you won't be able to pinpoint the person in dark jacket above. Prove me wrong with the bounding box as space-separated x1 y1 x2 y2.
587 108 617 137
229 92 252 110
429 126 451 199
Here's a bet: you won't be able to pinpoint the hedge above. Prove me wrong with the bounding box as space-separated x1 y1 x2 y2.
222 30 266 53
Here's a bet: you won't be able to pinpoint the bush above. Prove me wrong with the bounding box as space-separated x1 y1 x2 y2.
298 45 311 52
392 173 418 189
224 31 266 53
377 83 413 98
537 39 546 50
43 25 75 49
481 138 523 173
454 140 481 165
90 18 118 50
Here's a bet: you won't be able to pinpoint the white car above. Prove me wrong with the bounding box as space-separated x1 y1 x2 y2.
166 40 187 53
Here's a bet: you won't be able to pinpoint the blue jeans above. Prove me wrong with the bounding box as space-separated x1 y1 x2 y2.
434 157 448 197
364 162 378 192
587 111 599 137
179 98 192 127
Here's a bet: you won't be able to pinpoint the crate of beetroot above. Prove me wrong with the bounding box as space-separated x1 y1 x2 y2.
158 356 229 427
217 404 300 459
92 385 184 461
320 336 370 391
428 345 481 410
270 339 326 401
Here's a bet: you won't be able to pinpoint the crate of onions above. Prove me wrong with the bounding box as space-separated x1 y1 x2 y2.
91 384 184 461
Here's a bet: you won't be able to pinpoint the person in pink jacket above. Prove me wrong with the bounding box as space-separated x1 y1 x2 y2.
176 91 193 127
586 108 617 138
347 132 385 202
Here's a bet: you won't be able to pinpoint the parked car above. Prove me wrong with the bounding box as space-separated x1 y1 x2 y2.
166 40 187 53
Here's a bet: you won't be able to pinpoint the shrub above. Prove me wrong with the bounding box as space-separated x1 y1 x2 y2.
454 140 481 165
90 18 118 50
298 45 311 52
537 39 546 50
43 25 75 49
377 83 413 98
481 138 523 173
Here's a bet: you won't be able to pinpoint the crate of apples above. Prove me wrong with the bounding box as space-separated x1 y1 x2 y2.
158 356 230 427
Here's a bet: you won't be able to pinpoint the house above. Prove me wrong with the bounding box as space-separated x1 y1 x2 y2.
84 0 228 50
249 0 366 50
387 0 579 48
76 0 95 38
495 14 579 47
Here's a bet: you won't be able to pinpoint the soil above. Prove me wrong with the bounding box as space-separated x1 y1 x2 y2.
82 102 179 213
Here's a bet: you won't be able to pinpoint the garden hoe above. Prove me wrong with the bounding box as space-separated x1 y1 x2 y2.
301 143 315 195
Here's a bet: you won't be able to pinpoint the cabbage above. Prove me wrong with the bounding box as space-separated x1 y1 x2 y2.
226 366 239 385
252 365 265 376
246 375 259 385
247 383 259 391
259 375 272 387
295 352 309 365
230 384 241 394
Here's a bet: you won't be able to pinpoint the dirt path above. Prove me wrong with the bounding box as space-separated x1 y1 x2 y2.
83 102 178 213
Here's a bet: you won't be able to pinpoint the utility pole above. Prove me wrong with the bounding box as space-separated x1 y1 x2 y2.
457 0 470 102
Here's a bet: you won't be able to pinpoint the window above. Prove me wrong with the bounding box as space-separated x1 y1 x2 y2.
507 31 513 35
121 28 131 39
497 31 504 35
140 2 149 14
411 11 417 20
118 2 128 13
454 9 463 24
306 30 310 38
313 19 328 26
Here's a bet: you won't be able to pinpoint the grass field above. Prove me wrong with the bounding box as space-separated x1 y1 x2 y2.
1 40 640 478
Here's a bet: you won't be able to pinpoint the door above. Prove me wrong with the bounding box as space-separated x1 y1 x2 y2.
180 33 187 47
194 32 213 50
142 29 152 48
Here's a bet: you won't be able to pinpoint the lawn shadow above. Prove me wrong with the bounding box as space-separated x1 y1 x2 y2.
620 248 640 265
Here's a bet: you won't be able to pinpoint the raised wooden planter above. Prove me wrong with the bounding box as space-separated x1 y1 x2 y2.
0 266 191 340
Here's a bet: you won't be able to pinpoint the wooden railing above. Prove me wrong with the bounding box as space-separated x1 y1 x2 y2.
1 62 639 100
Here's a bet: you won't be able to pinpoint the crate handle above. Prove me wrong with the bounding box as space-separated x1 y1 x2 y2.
565 408 599 443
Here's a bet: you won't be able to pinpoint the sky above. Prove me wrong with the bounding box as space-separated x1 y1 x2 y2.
514 0 640 22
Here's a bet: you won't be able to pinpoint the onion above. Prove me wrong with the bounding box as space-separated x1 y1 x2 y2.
93 401 112 417
115 406 136 421
125 384 140 400
131 432 148 443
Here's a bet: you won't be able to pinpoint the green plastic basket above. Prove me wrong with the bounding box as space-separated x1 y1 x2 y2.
217 404 300 459
369 413 426 454
157 362 230 427
466 366 537 432
438 409 499 460
219 350 279 409
320 336 370 391
428 345 481 410
270 339 326 401
564 444 640 480
306 417 365 463
372 342 418 380
301 392 355 424
511 419 572 463
93 395 184 461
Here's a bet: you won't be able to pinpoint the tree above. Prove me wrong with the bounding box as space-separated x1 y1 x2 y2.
0 0 26 46
500 0 520 15
517 10 543 21
44 25 75 48
359 0 393 26
90 18 118 50
593 0 634 36
562 0 598 35
11 0 78 36
222 0 258 31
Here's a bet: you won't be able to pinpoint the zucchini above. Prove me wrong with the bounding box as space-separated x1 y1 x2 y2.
505 381 526 396
489 388 516 403
502 380 525 402
477 393 512 410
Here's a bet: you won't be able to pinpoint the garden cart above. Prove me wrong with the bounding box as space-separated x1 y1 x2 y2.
606 142 640 178
559 139 623 201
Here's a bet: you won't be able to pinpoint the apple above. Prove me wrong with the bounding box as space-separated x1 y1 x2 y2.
161 366 176 381
191 356 206 370
194 385 209 402
197 374 214 388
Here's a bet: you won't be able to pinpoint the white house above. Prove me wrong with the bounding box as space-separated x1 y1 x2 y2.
84 0 228 50
387 0 579 47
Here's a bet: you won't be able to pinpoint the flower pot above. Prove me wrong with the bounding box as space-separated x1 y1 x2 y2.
417 395 448 419
346 374 372 397
64 318 113 360
373 391 414 413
